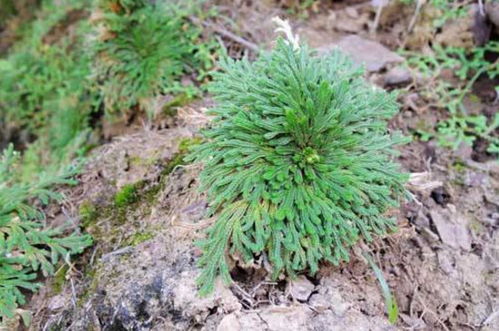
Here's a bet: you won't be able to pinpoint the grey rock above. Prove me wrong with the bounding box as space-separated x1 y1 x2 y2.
217 313 242 331
430 206 471 251
259 306 311 331
414 209 431 229
288 275 315 302
321 35 404 72
313 278 352 317
308 293 331 312
384 66 412 86
486 2 499 31
237 312 267 331
437 249 458 276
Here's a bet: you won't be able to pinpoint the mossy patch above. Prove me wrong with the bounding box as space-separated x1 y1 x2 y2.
80 137 202 237
129 153 160 167
73 136 204 312
80 201 99 228
124 231 154 246
452 161 467 173
161 137 202 176
52 264 69 294
178 137 202 153
163 93 194 116
114 183 138 208
77 137 202 272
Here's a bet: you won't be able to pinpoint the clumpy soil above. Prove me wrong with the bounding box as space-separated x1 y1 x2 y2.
29 1 498 330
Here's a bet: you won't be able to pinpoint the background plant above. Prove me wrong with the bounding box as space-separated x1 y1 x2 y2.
0 0 96 179
96 0 148 14
402 41 499 154
189 35 409 295
0 0 95 322
0 0 219 174
400 0 468 28
0 145 92 321
91 0 218 118
279 0 319 19
0 0 219 320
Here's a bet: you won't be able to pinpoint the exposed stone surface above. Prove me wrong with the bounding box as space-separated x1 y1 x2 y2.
384 66 412 86
319 35 404 72
217 313 241 331
486 2 499 33
327 7 369 33
287 276 315 302
430 205 472 250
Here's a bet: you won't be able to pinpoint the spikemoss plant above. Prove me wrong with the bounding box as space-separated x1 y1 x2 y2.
0 0 96 179
0 145 92 319
188 32 409 295
92 1 202 116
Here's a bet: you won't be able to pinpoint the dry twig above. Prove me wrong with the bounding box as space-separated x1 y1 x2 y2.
189 16 259 53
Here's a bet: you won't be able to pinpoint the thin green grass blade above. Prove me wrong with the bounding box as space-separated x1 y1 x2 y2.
363 252 398 324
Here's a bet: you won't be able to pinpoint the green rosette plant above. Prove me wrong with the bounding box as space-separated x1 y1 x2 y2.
188 27 409 295
92 3 193 116
91 1 213 117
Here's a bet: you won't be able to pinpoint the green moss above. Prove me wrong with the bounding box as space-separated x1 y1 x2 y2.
114 183 138 208
161 153 185 176
80 201 98 228
160 137 202 177
163 93 194 116
178 137 202 153
452 161 467 173
52 264 69 294
129 154 159 167
125 231 154 246
469 218 484 235
77 266 99 307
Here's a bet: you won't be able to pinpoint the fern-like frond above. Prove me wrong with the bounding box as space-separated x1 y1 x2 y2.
189 38 409 294
0 145 92 320
91 1 209 117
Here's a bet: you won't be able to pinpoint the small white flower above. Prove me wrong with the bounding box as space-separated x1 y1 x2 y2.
272 16 300 50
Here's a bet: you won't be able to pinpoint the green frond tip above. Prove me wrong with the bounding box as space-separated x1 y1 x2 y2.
190 38 408 295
